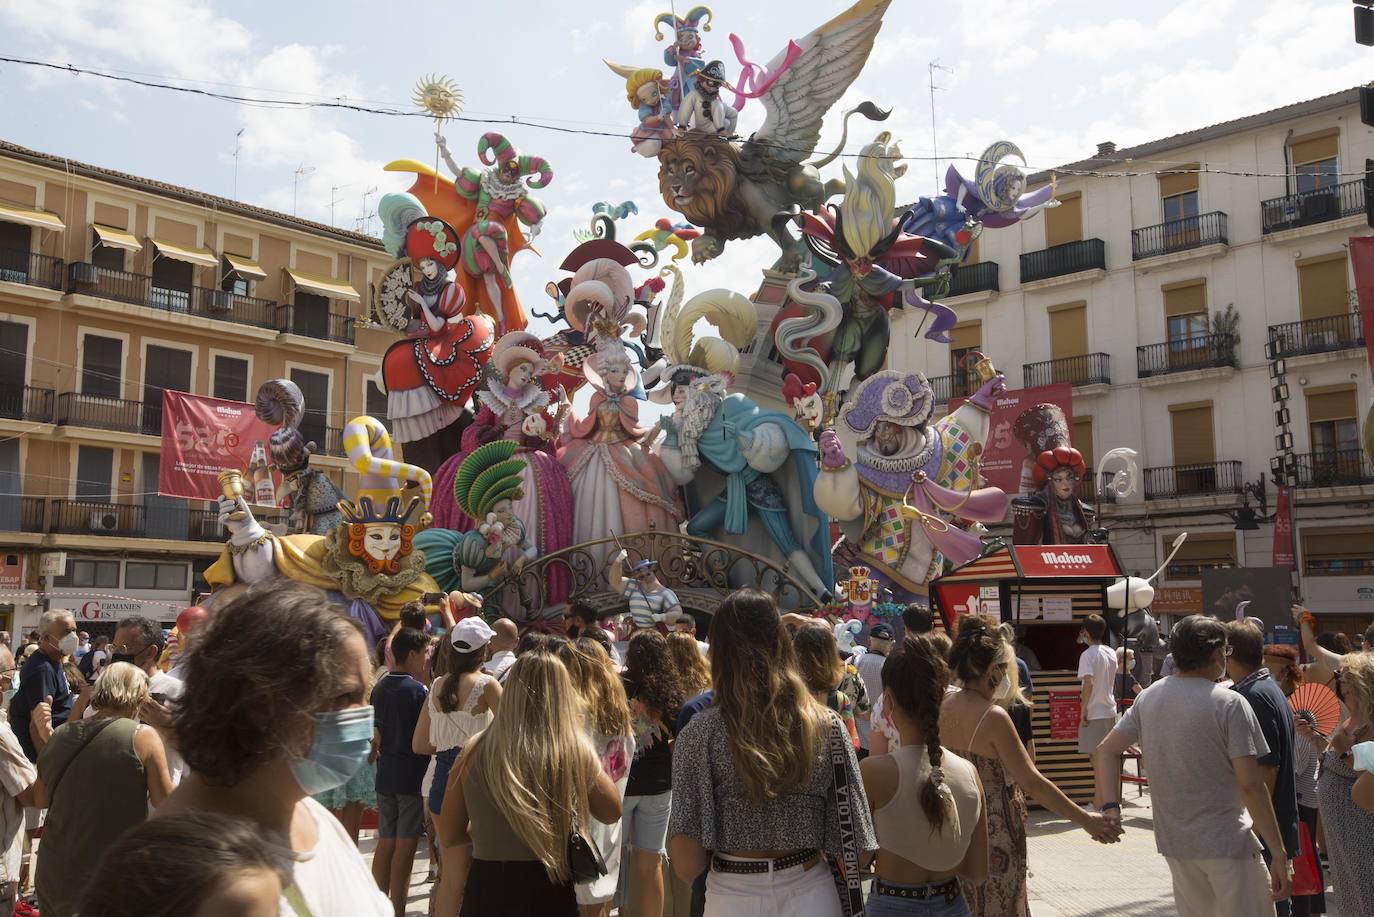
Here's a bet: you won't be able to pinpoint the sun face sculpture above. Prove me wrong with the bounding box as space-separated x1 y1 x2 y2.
412 74 464 122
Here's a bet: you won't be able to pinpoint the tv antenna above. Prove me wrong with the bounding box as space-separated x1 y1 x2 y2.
292 164 315 216
928 60 954 188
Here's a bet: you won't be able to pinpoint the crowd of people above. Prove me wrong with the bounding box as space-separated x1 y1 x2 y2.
0 584 1371 917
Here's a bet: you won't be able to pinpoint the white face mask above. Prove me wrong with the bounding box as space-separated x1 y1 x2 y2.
58 632 80 656
994 673 1013 701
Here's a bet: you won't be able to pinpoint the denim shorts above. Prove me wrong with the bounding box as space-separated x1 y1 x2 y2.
621 791 672 853
377 792 425 838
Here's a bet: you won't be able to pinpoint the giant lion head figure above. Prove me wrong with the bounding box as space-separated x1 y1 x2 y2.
658 134 739 227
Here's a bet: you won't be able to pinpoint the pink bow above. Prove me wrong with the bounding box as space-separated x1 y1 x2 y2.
728 33 804 110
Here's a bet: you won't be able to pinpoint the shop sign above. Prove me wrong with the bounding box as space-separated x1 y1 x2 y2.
1014 545 1122 578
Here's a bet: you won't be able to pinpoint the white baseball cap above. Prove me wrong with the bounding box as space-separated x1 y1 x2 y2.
451 617 495 652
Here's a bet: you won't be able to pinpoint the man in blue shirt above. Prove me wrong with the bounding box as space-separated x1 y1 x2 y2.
371 627 431 916
1225 620 1299 916
8 610 77 762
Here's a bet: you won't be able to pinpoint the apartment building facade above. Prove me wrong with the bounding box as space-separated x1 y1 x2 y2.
879 88 1374 635
0 141 398 637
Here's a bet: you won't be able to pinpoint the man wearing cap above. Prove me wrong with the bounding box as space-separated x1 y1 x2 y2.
610 551 681 632
855 624 893 760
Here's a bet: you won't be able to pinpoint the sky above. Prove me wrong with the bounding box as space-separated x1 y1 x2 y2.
0 0 1370 356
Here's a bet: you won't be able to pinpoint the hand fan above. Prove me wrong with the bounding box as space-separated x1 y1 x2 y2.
1288 682 1341 737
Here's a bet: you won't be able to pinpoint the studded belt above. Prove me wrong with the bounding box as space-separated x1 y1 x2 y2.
874 878 962 902
710 850 818 874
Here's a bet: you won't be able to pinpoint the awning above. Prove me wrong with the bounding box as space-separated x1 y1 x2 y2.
91 223 142 252
150 237 218 268
286 268 360 302
223 252 266 280
0 202 65 232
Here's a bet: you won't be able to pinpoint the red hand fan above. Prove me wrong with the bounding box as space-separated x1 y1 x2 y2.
1288 682 1341 737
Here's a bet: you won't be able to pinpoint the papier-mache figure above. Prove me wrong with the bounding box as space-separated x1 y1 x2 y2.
654 5 713 106
676 60 738 135
815 369 1010 606
1009 403 1102 546
254 379 344 535
609 553 682 632
650 288 834 599
415 440 536 602
375 205 496 472
559 345 684 569
206 416 439 643
605 63 676 158
783 373 824 433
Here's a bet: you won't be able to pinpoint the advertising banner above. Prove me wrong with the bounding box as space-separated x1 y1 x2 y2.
1014 545 1123 578
158 391 283 507
1201 567 1295 640
952 384 1074 496
1349 235 1374 383
1151 585 1203 617
1048 690 1081 742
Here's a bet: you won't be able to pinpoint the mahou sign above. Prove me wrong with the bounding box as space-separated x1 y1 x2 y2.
1013 545 1122 578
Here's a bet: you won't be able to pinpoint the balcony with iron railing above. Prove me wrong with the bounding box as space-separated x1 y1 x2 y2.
276 303 355 345
322 426 348 457
49 499 146 537
1261 178 1365 234
55 392 151 435
1292 449 1374 488
1136 332 1237 379
928 370 980 404
1131 211 1228 260
1022 353 1111 388
1267 296 1362 358
0 495 48 533
1077 469 1119 505
947 261 1000 296
0 247 64 289
0 386 55 423
1143 461 1244 499
65 262 281 331
67 262 152 307
1019 239 1106 285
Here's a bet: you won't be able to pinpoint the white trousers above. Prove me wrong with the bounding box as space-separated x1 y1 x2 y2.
704 855 841 917
1164 854 1277 917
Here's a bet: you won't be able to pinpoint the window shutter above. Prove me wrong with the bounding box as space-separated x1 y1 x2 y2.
1169 532 1237 565
1071 416 1095 468
1288 131 1338 167
1045 194 1082 247
214 357 249 403
1163 281 1207 318
1302 526 1374 572
1049 304 1088 360
1305 386 1357 423
1158 165 1200 199
948 321 981 352
81 335 123 398
1298 257 1349 321
1169 404 1215 465
965 235 981 265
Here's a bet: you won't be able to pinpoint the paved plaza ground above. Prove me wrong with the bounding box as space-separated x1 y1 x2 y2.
367 784 1354 916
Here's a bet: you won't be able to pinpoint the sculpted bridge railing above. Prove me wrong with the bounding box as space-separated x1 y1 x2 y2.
484 529 824 617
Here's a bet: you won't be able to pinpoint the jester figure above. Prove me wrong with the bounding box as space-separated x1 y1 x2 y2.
206 415 440 644
432 131 550 334
654 5 712 107
815 370 1010 609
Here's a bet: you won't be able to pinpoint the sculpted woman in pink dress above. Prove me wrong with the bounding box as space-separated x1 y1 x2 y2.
430 331 574 613
559 346 684 568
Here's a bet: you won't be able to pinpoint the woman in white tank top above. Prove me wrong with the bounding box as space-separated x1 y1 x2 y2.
860 634 988 916
414 620 503 917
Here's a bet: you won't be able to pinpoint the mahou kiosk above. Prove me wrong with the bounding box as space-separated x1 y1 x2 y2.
931 542 1126 802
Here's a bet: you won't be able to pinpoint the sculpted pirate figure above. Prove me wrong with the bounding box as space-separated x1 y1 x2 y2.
254 379 344 536
677 60 738 135
206 415 438 643
815 370 1010 606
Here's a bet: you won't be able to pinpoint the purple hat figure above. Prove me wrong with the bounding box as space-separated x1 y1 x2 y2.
838 371 935 437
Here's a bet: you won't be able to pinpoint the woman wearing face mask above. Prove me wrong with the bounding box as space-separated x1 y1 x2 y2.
1313 654 1374 914
940 615 1119 916
157 579 391 916
33 662 173 917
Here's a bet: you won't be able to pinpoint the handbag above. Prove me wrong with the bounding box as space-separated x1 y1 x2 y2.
826 717 866 917
567 828 607 884
1290 819 1321 897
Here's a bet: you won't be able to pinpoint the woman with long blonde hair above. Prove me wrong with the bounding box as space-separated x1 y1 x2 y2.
666 630 711 697
439 653 621 916
668 589 877 917
557 638 634 917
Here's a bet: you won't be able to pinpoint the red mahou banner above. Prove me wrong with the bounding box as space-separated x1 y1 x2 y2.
158 391 283 507
951 384 1074 496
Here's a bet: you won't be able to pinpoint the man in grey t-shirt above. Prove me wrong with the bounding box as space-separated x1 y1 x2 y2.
1093 615 1291 916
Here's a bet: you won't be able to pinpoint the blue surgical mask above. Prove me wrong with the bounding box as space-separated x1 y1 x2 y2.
288 706 374 795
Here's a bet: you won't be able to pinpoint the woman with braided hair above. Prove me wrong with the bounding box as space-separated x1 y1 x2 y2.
940 615 1121 916
861 634 987 916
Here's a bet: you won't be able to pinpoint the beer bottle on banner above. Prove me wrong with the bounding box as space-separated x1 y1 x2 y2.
249 441 275 505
